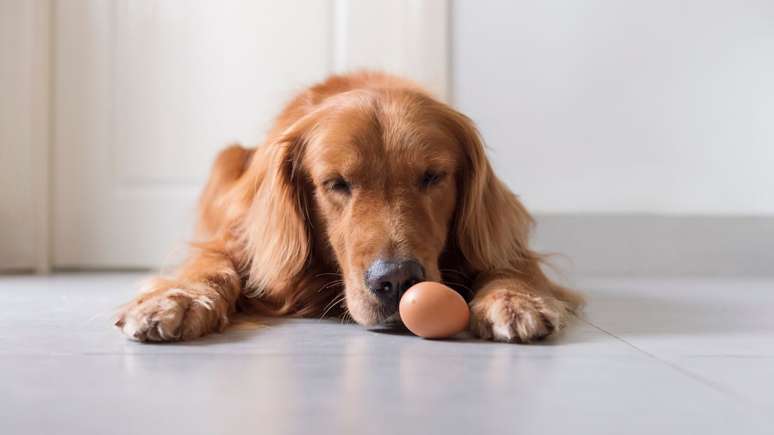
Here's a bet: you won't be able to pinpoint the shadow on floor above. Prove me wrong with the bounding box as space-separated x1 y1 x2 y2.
141 315 290 346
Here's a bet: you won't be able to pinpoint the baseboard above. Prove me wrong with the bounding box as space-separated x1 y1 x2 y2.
10 215 772 278
532 214 774 277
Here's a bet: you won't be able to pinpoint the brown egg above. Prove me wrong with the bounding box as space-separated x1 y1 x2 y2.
399 281 470 339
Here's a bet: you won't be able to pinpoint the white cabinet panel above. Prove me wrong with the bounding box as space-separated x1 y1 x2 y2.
0 0 49 272
53 0 331 268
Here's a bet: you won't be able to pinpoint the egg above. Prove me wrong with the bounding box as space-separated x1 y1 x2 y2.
399 281 470 339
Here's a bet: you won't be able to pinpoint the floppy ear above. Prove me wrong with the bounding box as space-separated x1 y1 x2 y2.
240 125 312 296
444 109 536 273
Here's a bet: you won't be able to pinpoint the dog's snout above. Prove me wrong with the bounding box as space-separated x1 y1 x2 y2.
365 259 425 305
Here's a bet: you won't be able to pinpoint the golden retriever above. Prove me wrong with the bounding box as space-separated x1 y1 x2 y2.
115 71 582 343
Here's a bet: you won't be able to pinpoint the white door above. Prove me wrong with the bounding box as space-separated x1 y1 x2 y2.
50 0 447 269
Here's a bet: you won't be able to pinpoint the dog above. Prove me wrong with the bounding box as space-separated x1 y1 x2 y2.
115 71 582 343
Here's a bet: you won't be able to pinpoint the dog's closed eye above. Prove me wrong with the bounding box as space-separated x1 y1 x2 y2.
325 177 352 195
420 170 446 190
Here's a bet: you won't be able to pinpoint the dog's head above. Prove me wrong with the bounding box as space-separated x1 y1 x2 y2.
243 88 532 325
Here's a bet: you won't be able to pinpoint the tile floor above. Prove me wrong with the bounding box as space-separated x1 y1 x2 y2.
0 273 772 434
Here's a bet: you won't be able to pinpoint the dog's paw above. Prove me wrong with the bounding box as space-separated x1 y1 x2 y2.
469 289 570 343
115 286 228 342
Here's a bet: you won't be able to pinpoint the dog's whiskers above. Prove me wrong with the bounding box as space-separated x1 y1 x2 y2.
441 280 475 299
317 279 344 293
338 308 353 324
315 272 342 278
321 293 346 319
440 268 470 279
443 280 472 290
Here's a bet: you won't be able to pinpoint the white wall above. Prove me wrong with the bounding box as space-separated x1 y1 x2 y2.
453 0 774 215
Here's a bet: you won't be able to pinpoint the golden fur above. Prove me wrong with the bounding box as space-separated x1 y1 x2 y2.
116 71 582 343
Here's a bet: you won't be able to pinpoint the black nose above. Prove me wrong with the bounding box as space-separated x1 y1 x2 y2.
365 259 425 305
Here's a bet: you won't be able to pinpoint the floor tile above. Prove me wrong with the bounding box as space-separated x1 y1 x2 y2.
581 276 774 415
0 273 772 434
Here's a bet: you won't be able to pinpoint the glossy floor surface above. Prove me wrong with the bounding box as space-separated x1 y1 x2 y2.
1 273 773 435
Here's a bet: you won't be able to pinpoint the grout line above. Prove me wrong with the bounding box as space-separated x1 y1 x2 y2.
577 315 744 400
583 316 774 423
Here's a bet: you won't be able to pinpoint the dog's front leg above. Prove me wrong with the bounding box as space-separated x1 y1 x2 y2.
116 246 242 342
468 270 578 343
